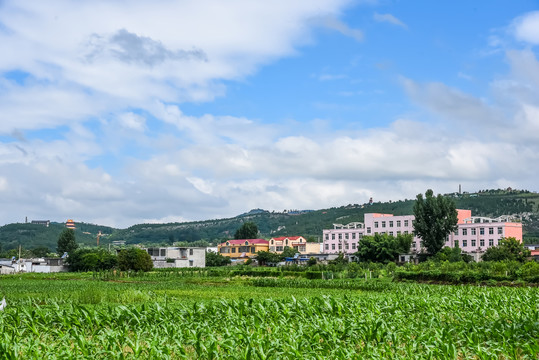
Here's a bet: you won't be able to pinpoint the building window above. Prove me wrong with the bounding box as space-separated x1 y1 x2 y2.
471 239 476 247
367 227 371 234
397 220 401 227
251 247 255 253
404 231 408 234
471 228 476 236
325 244 329 250
352 243 356 249
454 230 459 236
338 234 342 240
338 244 342 250
189 249 193 255
382 221 386 228
276 246 283 251
331 244 335 250
389 221 394 227
480 239 485 247
480 228 485 235
374 222 379 228
404 220 409 227
352 233 356 239
232 248 236 253
463 240 468 247
324 234 328 240
345 233 349 240
389 231 394 236
462 228 467 235
345 244 349 250
489 227 494 235
489 239 494 246
454 240 459 247
189 260 194 267
332 234 335 240
498 227 503 235
397 231 401 235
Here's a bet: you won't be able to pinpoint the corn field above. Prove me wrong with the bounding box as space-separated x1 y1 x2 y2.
0 273 538 359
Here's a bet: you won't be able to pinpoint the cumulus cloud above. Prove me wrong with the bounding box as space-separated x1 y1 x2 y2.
512 11 539 44
0 2 539 228
84 29 207 66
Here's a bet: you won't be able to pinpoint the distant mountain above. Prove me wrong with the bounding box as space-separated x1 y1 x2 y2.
1 188 538 252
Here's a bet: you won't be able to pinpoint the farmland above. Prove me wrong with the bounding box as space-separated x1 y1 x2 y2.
1 271 538 359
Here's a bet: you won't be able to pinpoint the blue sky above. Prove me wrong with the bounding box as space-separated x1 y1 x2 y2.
0 0 538 228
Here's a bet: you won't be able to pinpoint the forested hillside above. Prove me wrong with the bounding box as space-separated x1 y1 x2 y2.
0 222 115 253
1 189 539 252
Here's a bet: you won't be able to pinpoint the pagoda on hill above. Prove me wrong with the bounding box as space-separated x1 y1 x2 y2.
65 219 76 229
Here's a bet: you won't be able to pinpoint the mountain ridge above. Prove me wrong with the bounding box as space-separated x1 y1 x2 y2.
1 188 538 252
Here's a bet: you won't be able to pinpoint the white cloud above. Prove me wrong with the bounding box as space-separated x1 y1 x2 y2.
118 112 146 132
512 11 539 44
1 3 539 229
0 0 354 132
317 15 364 42
373 12 407 28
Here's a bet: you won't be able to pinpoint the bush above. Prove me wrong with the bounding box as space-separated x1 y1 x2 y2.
67 248 117 272
118 248 153 272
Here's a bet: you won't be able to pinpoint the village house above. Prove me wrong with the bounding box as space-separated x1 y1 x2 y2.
145 247 206 268
269 236 321 255
0 257 68 273
217 239 269 260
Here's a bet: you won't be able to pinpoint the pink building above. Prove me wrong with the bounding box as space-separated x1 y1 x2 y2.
322 222 364 254
447 214 523 255
322 210 523 257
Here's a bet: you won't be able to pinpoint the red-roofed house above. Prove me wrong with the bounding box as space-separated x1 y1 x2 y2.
218 239 269 259
269 236 320 255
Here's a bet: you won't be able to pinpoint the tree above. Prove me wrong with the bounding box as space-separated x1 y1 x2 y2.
67 248 118 272
234 222 259 239
281 246 297 259
482 237 531 262
413 189 458 255
117 248 153 271
355 233 413 263
434 246 473 263
205 251 231 267
57 229 78 255
30 247 50 258
256 251 281 266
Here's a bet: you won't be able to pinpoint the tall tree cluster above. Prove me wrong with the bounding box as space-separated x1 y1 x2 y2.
57 229 78 255
413 189 458 255
234 222 259 239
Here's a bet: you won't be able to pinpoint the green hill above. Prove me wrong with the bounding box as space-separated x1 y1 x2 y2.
0 222 115 254
1 188 539 253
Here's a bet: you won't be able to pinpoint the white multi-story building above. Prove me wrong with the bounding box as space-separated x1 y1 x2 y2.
145 247 206 268
322 210 523 256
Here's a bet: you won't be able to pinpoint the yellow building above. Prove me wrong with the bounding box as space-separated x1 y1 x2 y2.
269 236 321 255
218 239 269 259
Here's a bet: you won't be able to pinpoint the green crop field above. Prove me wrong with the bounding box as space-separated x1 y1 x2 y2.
0 272 538 359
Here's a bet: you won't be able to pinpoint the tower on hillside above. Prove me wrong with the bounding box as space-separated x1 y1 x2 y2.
66 219 76 229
